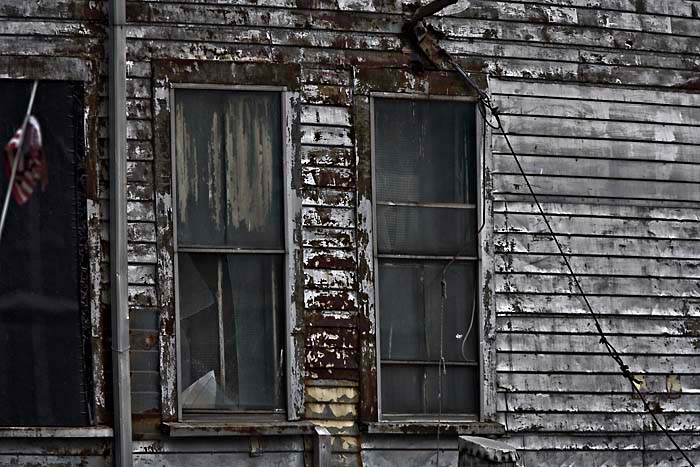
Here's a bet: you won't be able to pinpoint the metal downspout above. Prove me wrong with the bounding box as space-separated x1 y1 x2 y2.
108 0 133 465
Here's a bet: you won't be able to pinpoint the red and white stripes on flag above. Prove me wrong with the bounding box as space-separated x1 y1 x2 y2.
3 116 46 205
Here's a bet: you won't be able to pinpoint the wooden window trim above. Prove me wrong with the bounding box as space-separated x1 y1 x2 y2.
152 61 305 424
353 68 497 423
0 57 108 429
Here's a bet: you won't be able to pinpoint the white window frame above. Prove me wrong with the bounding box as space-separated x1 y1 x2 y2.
368 92 492 422
169 84 301 421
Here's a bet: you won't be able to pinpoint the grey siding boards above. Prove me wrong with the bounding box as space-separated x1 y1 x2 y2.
4 0 700 465
490 78 700 466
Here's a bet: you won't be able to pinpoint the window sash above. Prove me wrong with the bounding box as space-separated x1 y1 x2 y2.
171 87 291 419
371 96 479 418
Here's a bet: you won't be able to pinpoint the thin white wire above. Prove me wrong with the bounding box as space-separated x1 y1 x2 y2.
0 80 39 245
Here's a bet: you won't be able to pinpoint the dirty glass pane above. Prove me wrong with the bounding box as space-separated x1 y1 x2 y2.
381 365 478 415
175 90 283 249
223 254 284 410
178 253 222 409
376 205 476 256
178 253 285 412
374 98 476 204
0 80 89 426
379 261 478 363
374 97 479 417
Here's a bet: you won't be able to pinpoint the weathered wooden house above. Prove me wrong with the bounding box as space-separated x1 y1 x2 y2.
1 0 700 465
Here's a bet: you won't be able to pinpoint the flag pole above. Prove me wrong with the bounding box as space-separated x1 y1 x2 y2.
0 80 39 245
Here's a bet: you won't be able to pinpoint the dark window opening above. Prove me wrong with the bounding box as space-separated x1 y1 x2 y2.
374 97 479 417
0 80 91 426
174 89 286 415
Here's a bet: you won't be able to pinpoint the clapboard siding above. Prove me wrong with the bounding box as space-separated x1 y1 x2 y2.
491 76 700 465
1 0 691 464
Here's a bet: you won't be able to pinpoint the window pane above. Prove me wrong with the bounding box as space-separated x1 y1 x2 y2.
379 260 478 363
223 254 284 410
381 365 478 415
178 253 222 410
374 98 476 204
376 205 477 256
0 81 89 426
175 90 283 249
179 253 285 412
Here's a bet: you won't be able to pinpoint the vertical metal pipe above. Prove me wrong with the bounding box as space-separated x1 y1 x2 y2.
108 0 133 465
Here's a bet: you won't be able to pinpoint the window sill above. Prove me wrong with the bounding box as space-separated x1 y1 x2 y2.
164 421 316 437
360 421 505 436
0 426 113 438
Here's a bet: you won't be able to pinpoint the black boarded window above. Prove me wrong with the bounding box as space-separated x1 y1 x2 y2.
374 98 479 416
174 89 286 414
0 80 91 426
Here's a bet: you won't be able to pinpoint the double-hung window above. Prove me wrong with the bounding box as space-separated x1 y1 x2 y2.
172 88 287 417
372 96 479 418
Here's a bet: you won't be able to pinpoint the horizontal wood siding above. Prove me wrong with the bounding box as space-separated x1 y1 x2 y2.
122 0 700 464
492 78 700 466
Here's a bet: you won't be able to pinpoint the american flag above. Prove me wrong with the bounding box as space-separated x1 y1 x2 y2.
3 115 46 205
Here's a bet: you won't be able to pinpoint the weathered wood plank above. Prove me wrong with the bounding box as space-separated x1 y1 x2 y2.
301 146 354 167
495 212 700 239
303 167 355 188
493 135 700 163
494 154 700 184
306 385 358 403
440 18 700 55
496 95 700 125
301 105 351 126
508 432 700 451
495 233 700 260
518 450 700 467
303 188 355 208
496 293 700 317
495 315 698 337
497 353 700 373
495 201 700 221
497 272 700 296
302 207 355 229
502 412 700 432
304 248 357 270
497 254 700 279
303 227 355 249
361 450 457 467
307 328 358 350
497 393 700 413
498 115 700 144
0 0 106 20
301 125 353 147
497 333 700 355
305 269 356 289
304 289 358 311
494 174 700 203
128 264 156 285
131 453 305 466
498 373 700 394
493 79 700 106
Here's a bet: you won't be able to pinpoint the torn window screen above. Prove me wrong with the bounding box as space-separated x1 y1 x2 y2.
174 89 285 414
0 80 90 426
374 98 478 417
